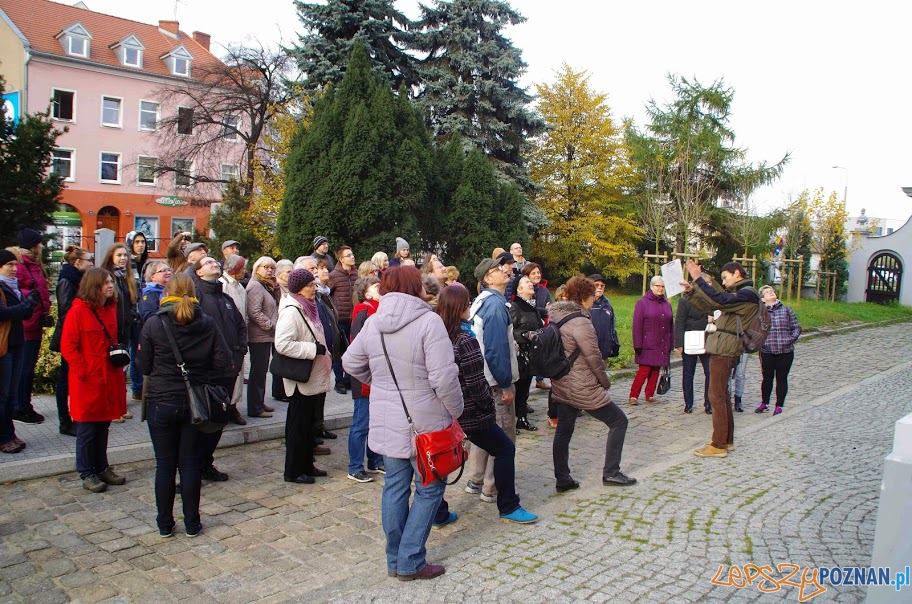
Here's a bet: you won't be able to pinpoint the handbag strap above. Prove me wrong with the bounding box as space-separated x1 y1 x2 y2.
88 306 116 346
285 305 320 347
380 333 415 431
159 315 191 381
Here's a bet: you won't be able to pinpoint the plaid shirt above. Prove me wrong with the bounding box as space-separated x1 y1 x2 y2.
761 302 801 354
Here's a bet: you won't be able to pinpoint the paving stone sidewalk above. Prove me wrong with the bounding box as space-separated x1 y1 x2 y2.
0 321 910 603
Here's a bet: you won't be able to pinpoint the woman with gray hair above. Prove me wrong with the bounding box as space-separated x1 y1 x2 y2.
755 285 801 415
629 275 673 404
275 259 294 297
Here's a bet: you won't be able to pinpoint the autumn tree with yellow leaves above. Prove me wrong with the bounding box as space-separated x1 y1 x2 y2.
528 64 640 280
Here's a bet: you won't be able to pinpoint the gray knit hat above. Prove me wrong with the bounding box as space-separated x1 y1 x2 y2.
396 237 409 253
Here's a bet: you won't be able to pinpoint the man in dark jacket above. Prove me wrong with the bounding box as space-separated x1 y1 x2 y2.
588 274 620 359
682 260 760 459
674 278 711 415
328 246 357 394
310 236 336 271
192 257 247 479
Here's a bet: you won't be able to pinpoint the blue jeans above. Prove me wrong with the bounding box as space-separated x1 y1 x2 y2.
0 351 19 444
381 455 445 576
147 399 202 534
728 352 749 398
347 397 382 474
15 339 40 414
75 421 110 479
682 353 711 411
129 322 142 396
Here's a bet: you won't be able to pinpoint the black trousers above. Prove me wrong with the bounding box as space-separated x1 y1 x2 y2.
56 359 73 430
514 372 534 420
682 353 711 411
285 391 323 479
760 351 794 407
552 401 628 484
198 379 236 471
332 319 352 387
147 400 201 533
247 342 272 415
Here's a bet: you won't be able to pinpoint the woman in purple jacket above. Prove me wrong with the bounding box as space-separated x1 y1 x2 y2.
629 276 673 404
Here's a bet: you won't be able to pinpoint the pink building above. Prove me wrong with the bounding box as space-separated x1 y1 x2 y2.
0 0 242 254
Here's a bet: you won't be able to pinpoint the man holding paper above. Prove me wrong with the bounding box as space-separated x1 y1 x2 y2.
674 269 713 414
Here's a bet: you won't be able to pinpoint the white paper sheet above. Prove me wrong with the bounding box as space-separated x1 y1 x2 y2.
660 259 684 298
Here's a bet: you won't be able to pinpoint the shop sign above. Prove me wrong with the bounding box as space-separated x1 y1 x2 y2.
155 196 189 207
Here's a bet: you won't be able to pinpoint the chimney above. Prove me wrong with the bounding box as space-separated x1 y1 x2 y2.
192 31 211 51
158 20 180 35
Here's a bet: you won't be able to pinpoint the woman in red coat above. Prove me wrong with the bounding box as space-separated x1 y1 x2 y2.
61 268 127 493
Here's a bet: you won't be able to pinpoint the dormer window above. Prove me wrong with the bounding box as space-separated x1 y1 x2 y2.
162 46 192 78
112 35 144 68
57 23 92 58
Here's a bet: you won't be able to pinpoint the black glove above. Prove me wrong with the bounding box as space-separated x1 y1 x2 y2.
27 290 40 304
315 342 327 356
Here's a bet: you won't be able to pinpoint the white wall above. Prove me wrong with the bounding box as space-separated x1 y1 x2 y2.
847 217 912 306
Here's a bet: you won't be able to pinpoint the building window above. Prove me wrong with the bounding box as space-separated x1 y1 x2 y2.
51 89 75 121
137 156 157 185
51 148 74 181
100 152 121 183
68 35 88 57
172 217 194 238
171 56 190 77
177 107 193 135
123 46 142 67
175 159 192 187
223 115 239 141
101 96 122 128
221 164 239 191
139 100 159 131
134 216 159 252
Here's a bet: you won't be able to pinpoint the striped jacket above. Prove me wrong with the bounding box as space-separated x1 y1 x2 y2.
453 327 496 433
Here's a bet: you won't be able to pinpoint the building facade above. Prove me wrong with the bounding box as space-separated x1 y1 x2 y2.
0 0 241 254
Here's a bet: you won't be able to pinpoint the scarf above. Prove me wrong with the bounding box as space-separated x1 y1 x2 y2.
0 275 21 299
290 294 324 344
160 295 199 307
459 319 476 338
316 283 330 297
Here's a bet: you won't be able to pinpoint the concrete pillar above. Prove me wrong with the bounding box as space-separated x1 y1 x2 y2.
868 411 912 602
94 228 115 264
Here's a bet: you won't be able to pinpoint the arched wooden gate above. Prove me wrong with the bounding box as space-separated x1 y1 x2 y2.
865 252 903 304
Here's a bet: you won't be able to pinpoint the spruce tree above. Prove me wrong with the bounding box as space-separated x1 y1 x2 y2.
413 0 544 191
291 0 417 93
279 43 430 260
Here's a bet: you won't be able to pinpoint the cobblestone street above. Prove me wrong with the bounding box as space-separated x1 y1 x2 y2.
1 321 911 603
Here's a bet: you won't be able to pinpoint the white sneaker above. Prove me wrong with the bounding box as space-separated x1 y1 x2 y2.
479 492 496 503
464 480 482 495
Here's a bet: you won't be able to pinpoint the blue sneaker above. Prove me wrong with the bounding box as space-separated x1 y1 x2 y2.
500 506 538 524
433 511 458 529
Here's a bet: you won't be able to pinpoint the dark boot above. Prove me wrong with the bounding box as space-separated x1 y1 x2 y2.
734 395 743 413
228 405 247 425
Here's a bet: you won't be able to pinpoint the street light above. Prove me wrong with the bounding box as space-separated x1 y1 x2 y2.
832 165 848 203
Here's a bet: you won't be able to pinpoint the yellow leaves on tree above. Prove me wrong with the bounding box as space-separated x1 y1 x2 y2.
808 187 849 272
529 63 640 280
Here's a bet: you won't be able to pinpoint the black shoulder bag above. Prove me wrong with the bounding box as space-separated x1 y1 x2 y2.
269 306 318 383
159 316 230 434
89 306 131 367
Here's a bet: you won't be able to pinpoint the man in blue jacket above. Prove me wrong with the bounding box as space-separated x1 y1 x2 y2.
588 274 620 359
464 256 519 503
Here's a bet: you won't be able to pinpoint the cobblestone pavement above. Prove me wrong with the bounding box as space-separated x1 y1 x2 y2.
1 321 911 603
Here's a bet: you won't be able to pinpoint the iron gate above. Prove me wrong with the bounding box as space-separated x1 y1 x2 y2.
865 252 903 304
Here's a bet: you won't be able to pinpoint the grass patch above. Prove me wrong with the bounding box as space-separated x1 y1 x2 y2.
704 507 719 536
686 509 697 533
743 534 754 557
666 518 675 542
743 488 770 506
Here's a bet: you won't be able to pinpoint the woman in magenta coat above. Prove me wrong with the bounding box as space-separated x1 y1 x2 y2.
629 276 673 404
61 268 127 493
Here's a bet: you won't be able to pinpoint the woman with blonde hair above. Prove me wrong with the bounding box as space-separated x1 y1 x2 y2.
358 260 377 279
141 273 231 536
371 251 389 275
246 256 280 417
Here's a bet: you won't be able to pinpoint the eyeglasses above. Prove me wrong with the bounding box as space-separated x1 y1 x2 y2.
155 268 173 274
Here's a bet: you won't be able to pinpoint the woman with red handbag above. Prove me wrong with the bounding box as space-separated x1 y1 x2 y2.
343 266 464 582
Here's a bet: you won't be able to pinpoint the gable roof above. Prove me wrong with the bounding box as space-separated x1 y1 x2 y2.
0 0 222 78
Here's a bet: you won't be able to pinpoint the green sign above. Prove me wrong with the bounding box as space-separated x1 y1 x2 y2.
155 196 189 207
51 211 82 226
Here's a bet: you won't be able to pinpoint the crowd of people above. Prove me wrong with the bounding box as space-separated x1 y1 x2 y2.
0 228 801 579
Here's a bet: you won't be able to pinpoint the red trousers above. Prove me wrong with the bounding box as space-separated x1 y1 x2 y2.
629 364 661 399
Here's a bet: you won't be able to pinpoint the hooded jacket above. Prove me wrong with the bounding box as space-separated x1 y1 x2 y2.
684 277 760 357
342 292 464 459
138 282 165 324
548 301 612 410
50 262 83 352
469 289 519 389
274 295 331 397
140 303 232 405
61 298 127 421
0 281 38 352
16 252 50 341
125 230 149 283
632 289 674 367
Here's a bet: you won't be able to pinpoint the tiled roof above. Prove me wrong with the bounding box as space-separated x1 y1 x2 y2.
0 0 223 78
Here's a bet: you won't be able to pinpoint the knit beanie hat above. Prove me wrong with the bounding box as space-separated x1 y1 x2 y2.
0 249 17 266
313 235 328 250
396 237 409 253
17 228 42 249
287 268 315 293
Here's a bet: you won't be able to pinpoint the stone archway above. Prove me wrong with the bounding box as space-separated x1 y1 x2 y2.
866 252 903 304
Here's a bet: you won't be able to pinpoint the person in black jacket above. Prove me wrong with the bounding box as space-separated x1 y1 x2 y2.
0 249 40 454
191 257 247 481
675 280 712 414
588 274 621 359
510 275 543 432
49 246 93 436
140 273 231 538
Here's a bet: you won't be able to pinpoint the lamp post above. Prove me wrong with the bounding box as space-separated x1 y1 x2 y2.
832 165 848 203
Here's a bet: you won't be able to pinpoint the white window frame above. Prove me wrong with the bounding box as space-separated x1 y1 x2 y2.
134 216 159 252
220 164 239 191
175 159 193 187
171 56 190 77
99 151 122 184
176 106 193 135
51 88 76 122
51 147 76 182
68 35 88 58
222 115 239 141
100 95 123 128
122 46 142 68
138 99 159 132
136 155 157 186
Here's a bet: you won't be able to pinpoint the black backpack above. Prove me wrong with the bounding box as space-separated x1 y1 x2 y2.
528 312 583 379
735 287 771 353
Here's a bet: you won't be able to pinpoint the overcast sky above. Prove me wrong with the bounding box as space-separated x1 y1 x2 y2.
77 0 912 224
